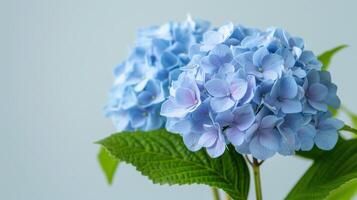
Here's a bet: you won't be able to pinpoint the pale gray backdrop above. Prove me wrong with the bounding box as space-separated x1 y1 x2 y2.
1 0 356 199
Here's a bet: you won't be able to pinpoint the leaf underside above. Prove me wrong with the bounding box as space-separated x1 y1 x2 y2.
97 129 250 200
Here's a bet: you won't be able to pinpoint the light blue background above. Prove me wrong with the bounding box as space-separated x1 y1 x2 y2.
1 0 356 199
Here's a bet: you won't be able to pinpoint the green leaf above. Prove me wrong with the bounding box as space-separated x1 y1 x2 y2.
325 179 357 200
286 139 357 200
97 129 250 200
318 44 347 71
98 147 120 185
342 106 357 129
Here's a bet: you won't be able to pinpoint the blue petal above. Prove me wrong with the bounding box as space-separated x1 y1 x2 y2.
161 51 178 69
293 68 306 78
281 99 302 114
210 44 233 64
297 125 316 151
143 110 163 131
230 79 248 101
308 99 328 112
279 76 298 99
226 127 244 146
210 97 235 112
308 83 328 101
319 118 344 130
253 47 269 67
249 136 275 160
262 54 284 72
160 98 188 118
183 131 202 152
240 75 256 104
259 129 280 151
314 130 338 150
307 69 320 84
121 88 137 109
260 115 280 129
166 118 191 134
235 51 253 68
175 87 196 107
206 134 226 158
215 111 234 126
129 109 146 128
111 111 130 131
198 130 217 147
205 79 230 97
201 56 218 74
137 91 154 107
233 104 255 131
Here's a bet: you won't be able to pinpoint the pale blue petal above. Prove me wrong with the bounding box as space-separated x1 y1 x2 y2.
210 97 235 112
259 129 280 151
198 131 217 147
240 75 256 104
160 98 188 118
175 87 196 107
137 91 154 107
161 51 178 69
210 44 233 64
230 79 248 101
233 104 255 131
183 132 202 152
279 76 298 99
205 79 230 97
121 88 137 109
249 136 275 160
226 127 245 146
315 130 338 150
206 134 226 158
262 54 284 72
260 115 279 129
215 111 234 126
253 47 269 67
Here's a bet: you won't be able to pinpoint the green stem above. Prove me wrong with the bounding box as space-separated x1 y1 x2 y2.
341 125 357 134
211 187 220 200
253 158 263 200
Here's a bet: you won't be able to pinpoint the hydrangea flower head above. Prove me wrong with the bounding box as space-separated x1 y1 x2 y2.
105 17 210 131
161 23 343 160
106 18 343 160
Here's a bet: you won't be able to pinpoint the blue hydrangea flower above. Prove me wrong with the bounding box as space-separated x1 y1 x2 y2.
161 22 343 160
314 112 344 150
106 17 210 131
107 19 344 160
303 69 340 113
264 74 303 114
160 73 201 118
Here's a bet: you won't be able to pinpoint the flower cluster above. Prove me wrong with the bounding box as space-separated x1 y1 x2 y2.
105 17 210 131
160 23 343 159
107 18 343 160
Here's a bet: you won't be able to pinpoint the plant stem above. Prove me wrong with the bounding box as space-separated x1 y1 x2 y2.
211 187 220 200
253 158 263 200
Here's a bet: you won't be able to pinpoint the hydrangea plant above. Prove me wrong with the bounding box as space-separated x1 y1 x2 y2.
97 17 357 200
